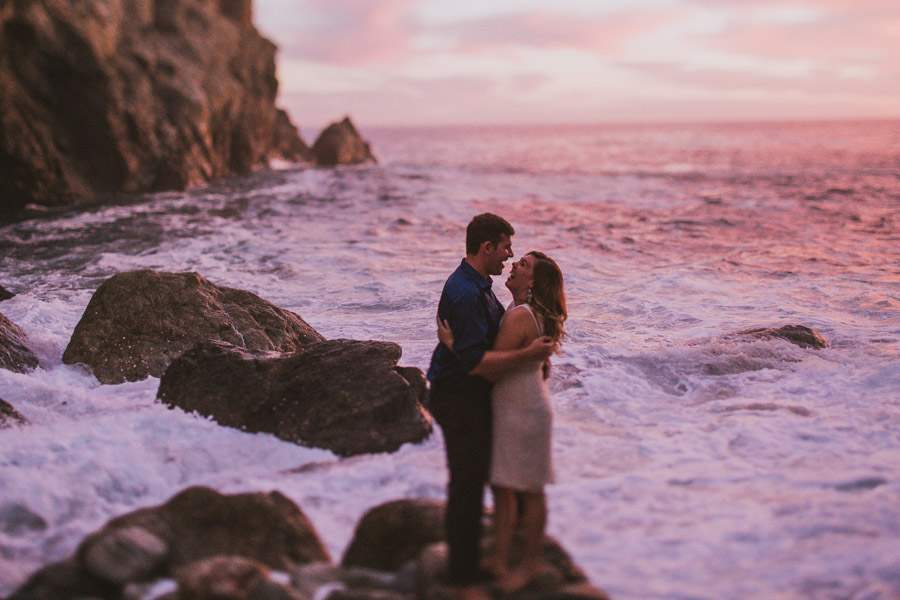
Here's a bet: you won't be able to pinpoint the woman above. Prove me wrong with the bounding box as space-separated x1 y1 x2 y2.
439 250 567 592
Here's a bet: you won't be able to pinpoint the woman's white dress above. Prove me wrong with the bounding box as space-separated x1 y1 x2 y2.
489 303 555 492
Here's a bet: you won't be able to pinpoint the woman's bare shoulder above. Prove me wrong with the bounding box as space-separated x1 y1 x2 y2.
500 305 539 334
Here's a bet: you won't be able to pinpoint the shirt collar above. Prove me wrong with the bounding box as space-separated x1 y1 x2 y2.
459 258 492 290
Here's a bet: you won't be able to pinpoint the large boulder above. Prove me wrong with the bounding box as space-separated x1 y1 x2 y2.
342 499 446 572
342 499 606 600
0 312 39 373
79 486 332 571
312 117 377 166
0 283 13 300
737 324 828 349
0 0 313 219
62 270 324 384
157 339 432 456
12 486 329 599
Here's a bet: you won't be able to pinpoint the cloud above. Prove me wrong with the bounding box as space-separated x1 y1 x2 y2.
257 0 419 65
434 9 683 55
623 60 898 97
697 7 900 63
258 0 900 126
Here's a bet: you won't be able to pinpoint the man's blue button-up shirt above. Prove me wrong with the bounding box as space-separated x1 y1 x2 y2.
427 259 506 388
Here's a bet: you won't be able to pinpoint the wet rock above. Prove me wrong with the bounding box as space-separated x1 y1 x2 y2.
80 486 330 572
738 325 828 349
0 284 13 300
0 0 311 219
81 526 168 585
553 583 615 600
342 500 446 571
0 502 46 534
5 557 116 600
0 398 29 428
63 270 324 384
15 487 330 599
312 117 377 166
0 312 39 373
176 555 302 600
11 494 608 600
345 500 604 600
157 339 432 456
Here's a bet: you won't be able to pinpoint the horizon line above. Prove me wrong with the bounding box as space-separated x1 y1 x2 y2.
295 114 900 133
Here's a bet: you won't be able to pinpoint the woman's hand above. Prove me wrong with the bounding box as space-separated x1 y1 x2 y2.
437 316 455 351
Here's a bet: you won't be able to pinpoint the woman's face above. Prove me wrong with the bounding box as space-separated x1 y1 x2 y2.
505 254 535 294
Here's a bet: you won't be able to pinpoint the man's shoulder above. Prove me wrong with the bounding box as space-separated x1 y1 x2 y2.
443 266 481 298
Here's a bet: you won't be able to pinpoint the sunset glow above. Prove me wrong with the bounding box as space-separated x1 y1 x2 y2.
255 0 900 127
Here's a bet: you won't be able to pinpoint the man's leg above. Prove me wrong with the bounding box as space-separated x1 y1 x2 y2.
430 383 493 586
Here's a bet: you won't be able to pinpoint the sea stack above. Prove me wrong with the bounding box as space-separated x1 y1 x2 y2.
312 117 378 166
0 0 313 219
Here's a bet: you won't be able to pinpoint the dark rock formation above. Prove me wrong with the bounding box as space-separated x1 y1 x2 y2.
0 312 39 373
0 398 29 428
62 270 324 384
738 325 828 349
157 339 432 456
0 284 13 300
11 486 329 599
81 486 331 569
6 557 116 600
342 499 446 572
312 117 377 166
0 0 313 219
10 494 608 600
342 500 607 600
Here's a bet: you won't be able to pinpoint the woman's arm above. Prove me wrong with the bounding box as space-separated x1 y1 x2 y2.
437 317 455 351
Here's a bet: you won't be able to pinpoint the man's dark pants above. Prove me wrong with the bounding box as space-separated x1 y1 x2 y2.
429 379 493 585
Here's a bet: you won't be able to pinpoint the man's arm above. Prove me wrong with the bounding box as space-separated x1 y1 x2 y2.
470 309 555 381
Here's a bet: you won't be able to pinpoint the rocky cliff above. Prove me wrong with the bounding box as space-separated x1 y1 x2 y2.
0 0 312 218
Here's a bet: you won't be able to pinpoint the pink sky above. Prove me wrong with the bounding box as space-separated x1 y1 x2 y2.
254 0 900 128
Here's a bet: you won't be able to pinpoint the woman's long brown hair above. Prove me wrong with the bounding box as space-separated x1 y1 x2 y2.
527 251 567 345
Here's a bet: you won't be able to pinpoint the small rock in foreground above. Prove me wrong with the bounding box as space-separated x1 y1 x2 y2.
11 486 329 599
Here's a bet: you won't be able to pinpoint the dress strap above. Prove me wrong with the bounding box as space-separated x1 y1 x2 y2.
508 303 543 336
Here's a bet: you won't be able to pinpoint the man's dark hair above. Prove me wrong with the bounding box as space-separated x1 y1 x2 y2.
465 213 514 255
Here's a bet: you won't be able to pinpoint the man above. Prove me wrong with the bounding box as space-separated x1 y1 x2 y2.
428 213 556 600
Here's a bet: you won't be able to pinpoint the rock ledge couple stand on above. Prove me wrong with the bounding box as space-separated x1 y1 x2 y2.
428 213 567 600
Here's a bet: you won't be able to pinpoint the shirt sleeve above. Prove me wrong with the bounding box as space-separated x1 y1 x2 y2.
445 291 492 374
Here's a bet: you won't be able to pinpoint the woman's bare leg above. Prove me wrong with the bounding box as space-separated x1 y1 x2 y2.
500 490 547 592
488 485 517 578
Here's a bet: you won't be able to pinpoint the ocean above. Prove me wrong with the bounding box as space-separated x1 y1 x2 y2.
1 120 899 599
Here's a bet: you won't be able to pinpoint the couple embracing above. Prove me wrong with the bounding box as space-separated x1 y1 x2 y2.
427 213 567 600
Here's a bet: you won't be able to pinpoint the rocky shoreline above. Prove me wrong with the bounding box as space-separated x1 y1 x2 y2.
8 488 609 600
0 268 832 599
0 270 606 599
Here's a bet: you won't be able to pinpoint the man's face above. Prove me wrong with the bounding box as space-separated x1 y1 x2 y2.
484 234 513 276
